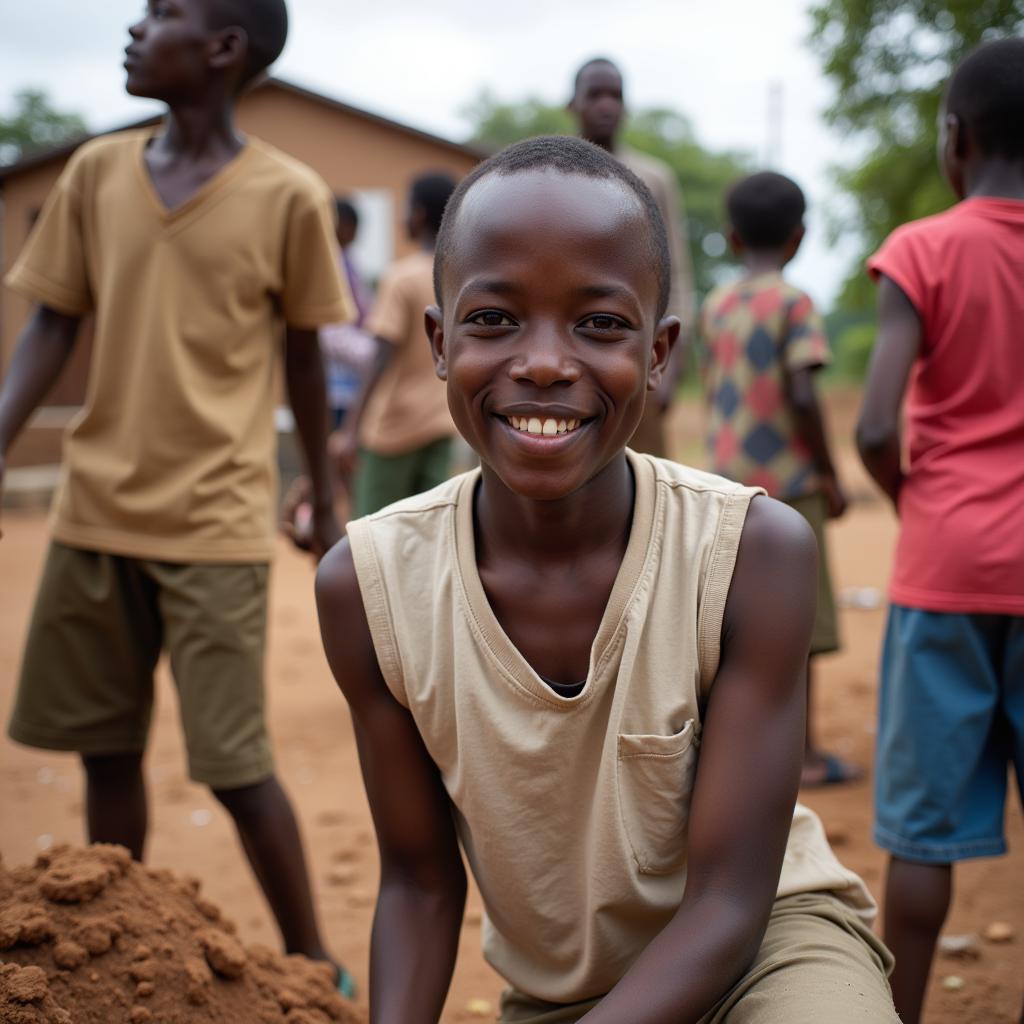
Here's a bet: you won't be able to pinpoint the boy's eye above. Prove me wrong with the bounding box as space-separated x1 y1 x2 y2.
579 314 627 332
467 310 516 328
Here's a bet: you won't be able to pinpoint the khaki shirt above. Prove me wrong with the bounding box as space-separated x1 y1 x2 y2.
348 452 875 1004
6 129 353 562
359 250 455 455
618 146 695 331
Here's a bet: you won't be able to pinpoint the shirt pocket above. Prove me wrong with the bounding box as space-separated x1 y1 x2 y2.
616 720 699 876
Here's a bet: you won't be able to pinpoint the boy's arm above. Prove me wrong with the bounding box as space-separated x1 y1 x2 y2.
0 305 81 537
283 326 342 558
328 337 395 483
784 367 846 518
855 275 921 509
316 541 466 1024
581 497 815 1024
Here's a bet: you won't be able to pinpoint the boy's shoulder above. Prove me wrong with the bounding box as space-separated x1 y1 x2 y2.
61 128 150 180
378 249 435 290
351 469 469 531
876 201 1005 258
702 273 810 322
644 452 756 496
241 136 334 204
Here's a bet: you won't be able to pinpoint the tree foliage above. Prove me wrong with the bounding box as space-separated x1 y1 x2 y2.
0 89 87 166
808 0 1024 312
462 91 751 300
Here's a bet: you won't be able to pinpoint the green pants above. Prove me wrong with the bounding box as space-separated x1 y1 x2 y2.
353 437 453 518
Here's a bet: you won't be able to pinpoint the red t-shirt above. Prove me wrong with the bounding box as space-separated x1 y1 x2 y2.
868 198 1024 614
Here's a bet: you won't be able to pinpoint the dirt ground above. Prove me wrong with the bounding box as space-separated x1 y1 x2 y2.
2 391 1021 1023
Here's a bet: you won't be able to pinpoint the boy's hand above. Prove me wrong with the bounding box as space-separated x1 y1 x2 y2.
820 474 848 519
328 428 359 486
308 505 343 560
280 476 342 561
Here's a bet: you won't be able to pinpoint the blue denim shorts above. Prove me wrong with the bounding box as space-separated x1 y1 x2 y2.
874 605 1024 864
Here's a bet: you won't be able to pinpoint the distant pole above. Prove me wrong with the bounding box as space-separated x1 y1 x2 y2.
766 81 783 168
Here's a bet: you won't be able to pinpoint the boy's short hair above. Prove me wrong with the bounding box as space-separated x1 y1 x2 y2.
434 136 670 318
335 198 359 227
945 37 1024 160
410 173 458 236
207 0 289 86
573 56 621 95
727 172 806 250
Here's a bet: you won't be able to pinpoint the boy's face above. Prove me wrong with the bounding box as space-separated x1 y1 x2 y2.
125 0 230 100
430 170 676 503
571 65 625 148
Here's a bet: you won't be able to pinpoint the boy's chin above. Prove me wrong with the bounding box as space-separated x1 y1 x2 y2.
483 452 619 505
124 75 161 101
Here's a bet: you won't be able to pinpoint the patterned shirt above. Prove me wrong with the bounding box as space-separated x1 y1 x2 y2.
699 272 831 499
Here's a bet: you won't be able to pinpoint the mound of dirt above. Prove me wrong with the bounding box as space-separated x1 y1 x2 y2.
0 844 365 1024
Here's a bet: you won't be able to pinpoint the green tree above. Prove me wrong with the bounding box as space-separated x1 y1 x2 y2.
462 92 751 300
0 89 87 166
809 0 1024 313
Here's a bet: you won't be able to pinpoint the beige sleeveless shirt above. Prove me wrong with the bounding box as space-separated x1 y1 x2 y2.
347 450 875 1004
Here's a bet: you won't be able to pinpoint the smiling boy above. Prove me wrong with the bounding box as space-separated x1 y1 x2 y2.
1 0 352 986
316 137 896 1023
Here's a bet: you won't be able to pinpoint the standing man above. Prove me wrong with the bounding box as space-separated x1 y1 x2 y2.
570 57 695 456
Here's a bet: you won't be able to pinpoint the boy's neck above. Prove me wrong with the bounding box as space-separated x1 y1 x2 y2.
475 452 634 567
964 159 1024 201
155 98 244 160
741 251 786 277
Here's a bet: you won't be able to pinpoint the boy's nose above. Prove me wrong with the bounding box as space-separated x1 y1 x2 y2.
128 20 145 40
509 330 581 388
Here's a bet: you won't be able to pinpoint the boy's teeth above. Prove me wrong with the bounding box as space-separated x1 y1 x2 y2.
508 416 583 435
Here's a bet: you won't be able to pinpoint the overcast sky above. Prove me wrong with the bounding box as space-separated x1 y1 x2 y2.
2 0 864 308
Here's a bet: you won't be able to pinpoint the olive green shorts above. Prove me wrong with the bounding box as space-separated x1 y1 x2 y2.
8 542 273 789
353 436 453 518
499 892 897 1023
783 491 840 656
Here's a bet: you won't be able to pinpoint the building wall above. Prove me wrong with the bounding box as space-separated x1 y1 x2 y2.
0 83 479 466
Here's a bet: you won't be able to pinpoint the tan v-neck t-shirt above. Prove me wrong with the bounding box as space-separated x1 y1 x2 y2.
5 128 353 562
360 250 455 455
347 451 875 1004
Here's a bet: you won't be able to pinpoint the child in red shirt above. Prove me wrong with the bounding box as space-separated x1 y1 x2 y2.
856 38 1024 1024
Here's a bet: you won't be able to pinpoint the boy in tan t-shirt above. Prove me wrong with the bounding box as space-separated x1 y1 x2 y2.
0 0 354 992
331 172 458 517
316 137 897 1020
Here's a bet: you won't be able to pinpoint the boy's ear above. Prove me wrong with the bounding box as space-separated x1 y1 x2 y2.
425 306 447 381
783 224 806 262
728 227 745 257
647 315 681 391
946 112 967 158
208 25 247 74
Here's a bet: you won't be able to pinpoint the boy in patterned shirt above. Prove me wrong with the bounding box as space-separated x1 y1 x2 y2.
700 172 857 788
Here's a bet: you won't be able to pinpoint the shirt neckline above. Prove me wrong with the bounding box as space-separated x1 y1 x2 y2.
135 129 254 225
453 448 658 708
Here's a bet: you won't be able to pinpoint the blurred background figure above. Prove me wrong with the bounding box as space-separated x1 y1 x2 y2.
569 56 695 457
331 172 458 517
700 171 856 789
320 197 375 432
